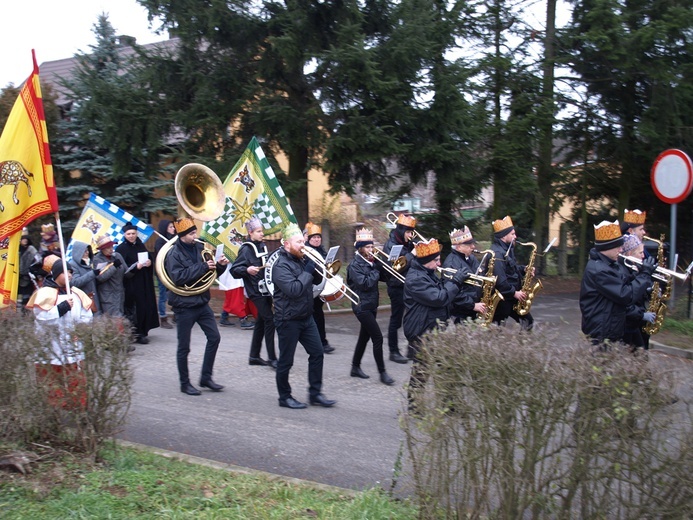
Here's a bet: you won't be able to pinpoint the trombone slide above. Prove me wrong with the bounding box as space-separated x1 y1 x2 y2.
302 247 361 305
618 254 691 283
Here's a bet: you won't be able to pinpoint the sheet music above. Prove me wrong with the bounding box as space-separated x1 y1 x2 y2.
388 245 403 262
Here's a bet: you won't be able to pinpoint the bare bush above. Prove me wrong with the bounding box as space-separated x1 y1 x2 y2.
402 322 693 519
0 314 133 455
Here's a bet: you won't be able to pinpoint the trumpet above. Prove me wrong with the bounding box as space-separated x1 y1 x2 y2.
371 248 406 283
618 254 693 283
386 212 429 244
302 247 360 305
436 267 497 288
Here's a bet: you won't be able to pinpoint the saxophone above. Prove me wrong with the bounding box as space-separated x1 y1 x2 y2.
476 250 504 326
513 241 543 316
642 235 668 335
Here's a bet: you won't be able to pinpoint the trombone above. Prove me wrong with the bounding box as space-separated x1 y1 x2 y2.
618 254 693 283
302 247 361 305
371 247 406 284
386 212 429 244
436 267 497 288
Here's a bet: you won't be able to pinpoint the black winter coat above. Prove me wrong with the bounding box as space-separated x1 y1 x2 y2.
383 230 414 288
491 237 525 300
443 249 482 317
579 248 651 343
231 241 269 300
347 253 384 313
403 259 460 342
271 248 315 322
165 239 226 309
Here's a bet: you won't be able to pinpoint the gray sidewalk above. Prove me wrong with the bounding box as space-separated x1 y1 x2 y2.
118 293 693 492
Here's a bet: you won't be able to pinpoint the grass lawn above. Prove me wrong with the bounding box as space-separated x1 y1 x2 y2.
1 444 417 519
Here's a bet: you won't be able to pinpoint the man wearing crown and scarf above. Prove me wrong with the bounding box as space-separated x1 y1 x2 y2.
382 213 417 364
271 223 337 409
580 220 657 347
443 226 487 322
166 218 230 396
490 216 534 330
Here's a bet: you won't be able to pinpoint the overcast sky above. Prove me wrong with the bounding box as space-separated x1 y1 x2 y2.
0 0 165 88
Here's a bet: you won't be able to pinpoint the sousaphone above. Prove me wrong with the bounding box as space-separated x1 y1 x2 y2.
155 163 226 296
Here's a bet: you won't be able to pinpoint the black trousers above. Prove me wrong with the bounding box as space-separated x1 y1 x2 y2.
275 316 324 401
352 309 385 373
387 284 404 353
492 299 534 331
173 305 220 385
313 297 328 345
249 295 276 361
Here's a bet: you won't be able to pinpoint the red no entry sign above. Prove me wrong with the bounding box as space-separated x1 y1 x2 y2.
651 149 693 204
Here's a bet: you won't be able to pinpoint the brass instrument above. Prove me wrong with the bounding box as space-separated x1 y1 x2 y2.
301 246 361 305
155 164 226 296
513 241 542 316
386 212 428 244
643 235 667 335
371 247 406 283
618 254 691 284
475 249 504 326
436 267 497 288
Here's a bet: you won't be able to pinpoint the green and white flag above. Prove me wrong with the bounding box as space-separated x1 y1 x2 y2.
201 137 296 260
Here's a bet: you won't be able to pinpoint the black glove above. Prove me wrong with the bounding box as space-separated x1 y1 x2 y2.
113 258 122 268
640 256 657 276
304 259 316 274
57 301 71 317
451 270 471 287
93 268 102 277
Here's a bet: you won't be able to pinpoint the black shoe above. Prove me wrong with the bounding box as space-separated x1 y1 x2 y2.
127 345 136 353
181 383 201 396
350 366 370 379
279 397 307 409
268 359 278 369
249 357 268 366
136 336 149 345
380 372 395 386
389 352 409 364
322 342 335 354
219 318 236 327
199 379 224 392
309 394 336 407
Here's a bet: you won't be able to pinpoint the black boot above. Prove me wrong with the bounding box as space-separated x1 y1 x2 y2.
350 366 370 379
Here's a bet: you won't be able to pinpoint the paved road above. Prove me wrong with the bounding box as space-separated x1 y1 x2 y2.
119 292 692 492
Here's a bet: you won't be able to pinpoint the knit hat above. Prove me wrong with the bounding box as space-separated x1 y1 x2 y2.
121 222 138 233
304 222 322 237
354 228 374 248
51 259 73 278
492 216 514 238
95 234 115 250
282 223 303 241
621 233 642 254
415 238 442 264
450 226 475 245
594 220 624 251
245 216 262 233
174 218 197 237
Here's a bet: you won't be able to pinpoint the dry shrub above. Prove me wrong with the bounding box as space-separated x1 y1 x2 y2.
0 313 133 456
402 322 693 519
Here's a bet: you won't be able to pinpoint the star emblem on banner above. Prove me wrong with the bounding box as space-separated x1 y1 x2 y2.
230 197 255 227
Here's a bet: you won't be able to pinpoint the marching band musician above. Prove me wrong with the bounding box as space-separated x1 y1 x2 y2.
579 220 656 347
166 218 229 396
443 226 487 323
620 209 647 241
346 228 395 386
619 234 655 351
383 213 417 364
303 222 335 354
271 223 336 409
490 215 534 331
230 216 278 369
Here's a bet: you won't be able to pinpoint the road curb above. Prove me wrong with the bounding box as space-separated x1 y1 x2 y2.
650 341 693 360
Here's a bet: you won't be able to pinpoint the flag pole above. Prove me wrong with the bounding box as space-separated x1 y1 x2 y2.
53 211 72 295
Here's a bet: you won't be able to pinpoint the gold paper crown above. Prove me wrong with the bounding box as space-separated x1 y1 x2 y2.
492 215 514 233
354 228 373 245
283 223 303 241
304 222 322 236
450 226 473 245
623 209 646 225
415 238 442 259
42 254 60 274
396 214 417 228
594 220 622 242
95 234 115 249
41 223 54 234
174 218 196 235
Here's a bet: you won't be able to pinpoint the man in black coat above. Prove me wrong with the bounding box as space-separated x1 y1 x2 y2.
231 216 277 368
271 223 336 409
166 218 229 396
383 213 417 363
443 226 487 323
490 215 534 331
580 219 656 347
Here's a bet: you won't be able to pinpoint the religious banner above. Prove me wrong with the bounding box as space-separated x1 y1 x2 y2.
201 137 297 261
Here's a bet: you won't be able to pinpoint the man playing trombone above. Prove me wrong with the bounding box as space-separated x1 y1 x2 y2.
443 226 487 323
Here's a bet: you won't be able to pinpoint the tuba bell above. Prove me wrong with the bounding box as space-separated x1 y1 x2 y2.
155 163 226 296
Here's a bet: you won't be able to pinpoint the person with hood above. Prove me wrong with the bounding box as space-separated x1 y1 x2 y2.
68 240 102 314
115 222 159 344
93 234 127 317
154 219 176 329
382 213 417 363
303 222 334 354
443 226 487 323
18 228 38 311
